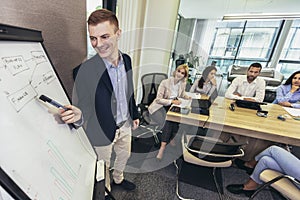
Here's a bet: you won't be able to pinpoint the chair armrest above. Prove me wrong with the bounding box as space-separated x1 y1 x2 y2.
250 170 300 200
184 143 244 158
286 175 300 186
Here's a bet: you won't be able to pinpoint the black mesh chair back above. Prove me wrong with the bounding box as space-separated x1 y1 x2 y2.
135 73 167 146
140 73 168 106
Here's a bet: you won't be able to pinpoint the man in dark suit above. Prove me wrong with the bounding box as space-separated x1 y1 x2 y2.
59 9 139 200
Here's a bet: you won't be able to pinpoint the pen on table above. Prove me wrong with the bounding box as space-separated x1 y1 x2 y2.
39 95 76 129
277 115 286 121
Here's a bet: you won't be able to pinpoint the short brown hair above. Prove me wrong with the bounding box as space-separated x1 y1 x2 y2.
87 9 119 31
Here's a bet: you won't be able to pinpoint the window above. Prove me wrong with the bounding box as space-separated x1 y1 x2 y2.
209 20 282 74
209 21 244 58
238 21 280 60
86 1 102 59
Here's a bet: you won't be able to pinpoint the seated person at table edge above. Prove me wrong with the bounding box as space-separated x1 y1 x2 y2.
189 65 217 96
148 64 191 160
225 62 265 102
273 70 300 108
226 145 300 197
222 62 272 166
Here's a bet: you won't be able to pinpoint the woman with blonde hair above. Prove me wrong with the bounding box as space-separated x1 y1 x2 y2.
148 64 191 160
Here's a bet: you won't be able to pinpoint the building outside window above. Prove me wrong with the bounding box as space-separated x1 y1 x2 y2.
208 20 282 75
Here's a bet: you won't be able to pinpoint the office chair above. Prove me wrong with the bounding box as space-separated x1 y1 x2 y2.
249 169 300 200
175 133 244 200
135 73 167 146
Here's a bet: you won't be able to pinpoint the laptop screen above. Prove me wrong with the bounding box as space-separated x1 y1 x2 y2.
190 87 219 116
209 88 218 104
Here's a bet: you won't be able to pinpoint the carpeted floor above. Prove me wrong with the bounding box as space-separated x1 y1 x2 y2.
108 164 283 200
107 160 285 200
103 124 288 200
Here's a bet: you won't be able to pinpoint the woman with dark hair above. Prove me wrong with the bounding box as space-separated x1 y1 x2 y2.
273 70 300 108
189 66 217 96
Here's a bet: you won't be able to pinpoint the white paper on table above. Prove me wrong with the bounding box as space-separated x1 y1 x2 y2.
283 107 300 117
185 92 201 99
177 98 192 108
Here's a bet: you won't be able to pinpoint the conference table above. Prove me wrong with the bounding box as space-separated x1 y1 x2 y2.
166 96 300 146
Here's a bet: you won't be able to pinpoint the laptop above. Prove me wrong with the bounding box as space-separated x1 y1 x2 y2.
190 88 218 115
235 99 267 110
191 89 218 108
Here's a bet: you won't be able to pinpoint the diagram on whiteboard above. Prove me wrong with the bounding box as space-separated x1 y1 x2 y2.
0 49 56 112
0 40 96 200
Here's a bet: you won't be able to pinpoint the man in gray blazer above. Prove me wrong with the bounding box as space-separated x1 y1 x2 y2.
60 9 139 200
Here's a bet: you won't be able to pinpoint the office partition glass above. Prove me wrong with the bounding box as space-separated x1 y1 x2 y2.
278 19 300 78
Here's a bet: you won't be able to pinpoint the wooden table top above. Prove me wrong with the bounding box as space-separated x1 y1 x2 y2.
166 97 300 146
166 108 208 127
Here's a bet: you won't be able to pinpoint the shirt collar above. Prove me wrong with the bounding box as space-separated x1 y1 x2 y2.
103 51 124 69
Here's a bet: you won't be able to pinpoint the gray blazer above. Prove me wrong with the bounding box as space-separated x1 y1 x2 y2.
74 53 139 146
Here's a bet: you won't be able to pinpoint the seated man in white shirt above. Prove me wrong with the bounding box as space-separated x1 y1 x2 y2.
223 63 273 172
225 62 265 102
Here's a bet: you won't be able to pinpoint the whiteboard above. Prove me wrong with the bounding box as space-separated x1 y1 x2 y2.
0 184 14 200
0 40 97 200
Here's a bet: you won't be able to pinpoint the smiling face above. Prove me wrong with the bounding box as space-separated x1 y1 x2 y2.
292 73 300 87
88 21 121 62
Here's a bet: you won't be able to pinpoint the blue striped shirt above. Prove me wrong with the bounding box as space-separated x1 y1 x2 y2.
103 53 129 124
273 84 300 108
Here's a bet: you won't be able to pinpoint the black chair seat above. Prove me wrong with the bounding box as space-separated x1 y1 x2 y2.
186 135 245 162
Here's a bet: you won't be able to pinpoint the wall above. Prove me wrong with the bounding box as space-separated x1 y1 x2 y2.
192 19 218 70
140 0 180 75
118 0 147 100
0 0 87 98
175 18 195 56
118 0 180 103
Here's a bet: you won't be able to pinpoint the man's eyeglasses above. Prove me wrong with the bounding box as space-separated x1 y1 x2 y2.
177 70 185 75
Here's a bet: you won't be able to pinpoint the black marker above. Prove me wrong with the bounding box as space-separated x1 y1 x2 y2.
39 95 67 110
39 95 76 129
